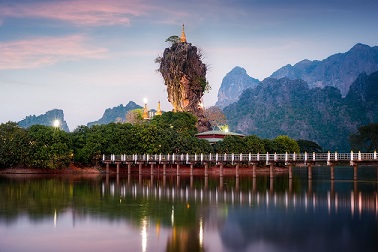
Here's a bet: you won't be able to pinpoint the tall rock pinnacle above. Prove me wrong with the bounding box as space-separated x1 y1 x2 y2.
158 25 211 132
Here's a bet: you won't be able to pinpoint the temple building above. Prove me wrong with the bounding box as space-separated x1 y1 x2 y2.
195 130 244 144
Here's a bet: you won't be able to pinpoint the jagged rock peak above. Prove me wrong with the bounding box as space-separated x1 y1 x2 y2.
270 43 378 96
18 109 70 132
158 37 211 132
87 101 142 127
215 66 260 109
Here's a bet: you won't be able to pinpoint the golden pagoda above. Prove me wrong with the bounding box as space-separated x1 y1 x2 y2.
156 101 162 116
142 99 149 120
180 24 187 43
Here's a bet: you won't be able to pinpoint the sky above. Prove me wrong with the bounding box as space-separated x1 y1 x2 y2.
1 0 378 131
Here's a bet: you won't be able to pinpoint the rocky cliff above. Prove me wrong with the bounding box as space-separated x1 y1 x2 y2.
215 66 260 108
270 43 378 96
18 109 70 132
224 71 378 151
158 40 211 132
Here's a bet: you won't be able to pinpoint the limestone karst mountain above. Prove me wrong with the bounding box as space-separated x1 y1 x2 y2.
215 66 260 109
270 43 378 96
87 101 142 127
223 71 378 151
18 109 70 132
157 25 211 132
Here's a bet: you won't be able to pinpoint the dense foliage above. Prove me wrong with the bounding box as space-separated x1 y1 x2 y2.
350 124 378 152
1 112 304 169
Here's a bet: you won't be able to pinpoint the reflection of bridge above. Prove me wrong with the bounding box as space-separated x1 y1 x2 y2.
102 175 378 216
102 152 378 180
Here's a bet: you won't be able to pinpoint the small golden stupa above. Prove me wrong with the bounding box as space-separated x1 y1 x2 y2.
180 24 187 43
156 101 162 116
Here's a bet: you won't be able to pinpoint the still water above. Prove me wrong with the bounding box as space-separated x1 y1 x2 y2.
0 166 377 252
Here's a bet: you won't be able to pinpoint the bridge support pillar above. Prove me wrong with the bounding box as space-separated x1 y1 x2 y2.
353 163 358 181
307 164 312 180
236 163 240 178
163 162 167 176
330 164 335 180
269 163 274 178
190 162 194 176
105 162 110 174
252 163 257 178
176 162 182 176
150 162 156 176
138 162 143 175
115 162 120 174
127 162 132 175
219 162 224 177
288 163 293 179
204 162 209 177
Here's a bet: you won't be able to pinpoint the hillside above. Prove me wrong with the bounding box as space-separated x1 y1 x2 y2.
223 71 378 151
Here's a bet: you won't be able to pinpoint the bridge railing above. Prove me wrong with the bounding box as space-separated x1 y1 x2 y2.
102 151 377 164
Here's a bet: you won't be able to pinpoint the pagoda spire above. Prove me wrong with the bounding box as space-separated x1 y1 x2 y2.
156 101 162 116
180 24 187 43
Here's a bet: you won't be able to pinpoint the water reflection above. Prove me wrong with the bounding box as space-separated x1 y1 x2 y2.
0 169 377 252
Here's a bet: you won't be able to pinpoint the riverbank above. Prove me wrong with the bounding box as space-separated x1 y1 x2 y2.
0 163 288 175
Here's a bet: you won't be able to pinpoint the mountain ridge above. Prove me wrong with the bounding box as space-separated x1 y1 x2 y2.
223 71 378 151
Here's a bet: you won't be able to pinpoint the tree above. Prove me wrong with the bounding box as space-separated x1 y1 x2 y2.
350 124 378 152
297 139 323 153
0 122 29 168
151 111 198 136
204 106 227 130
272 135 300 153
213 136 244 153
125 109 144 124
27 125 72 169
165 35 180 45
241 135 265 153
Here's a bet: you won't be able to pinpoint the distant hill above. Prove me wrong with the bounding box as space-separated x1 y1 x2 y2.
215 66 260 108
18 109 70 132
270 43 378 96
223 71 378 151
87 101 142 127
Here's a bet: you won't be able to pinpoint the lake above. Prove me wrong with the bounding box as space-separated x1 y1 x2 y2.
0 166 377 252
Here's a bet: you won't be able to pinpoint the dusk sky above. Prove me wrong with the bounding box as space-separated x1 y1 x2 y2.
1 0 378 131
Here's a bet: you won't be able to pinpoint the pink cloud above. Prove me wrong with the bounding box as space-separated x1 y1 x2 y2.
1 0 151 26
0 35 107 69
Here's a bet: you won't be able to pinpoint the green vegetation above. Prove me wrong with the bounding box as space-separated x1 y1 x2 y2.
0 113 304 169
165 35 180 45
350 123 378 152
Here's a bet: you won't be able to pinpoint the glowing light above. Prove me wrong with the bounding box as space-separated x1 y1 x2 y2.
224 127 229 133
141 218 148 252
53 119 60 128
54 209 57 228
199 217 204 247
143 97 148 104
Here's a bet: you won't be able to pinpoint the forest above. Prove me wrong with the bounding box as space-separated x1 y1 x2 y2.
0 112 375 169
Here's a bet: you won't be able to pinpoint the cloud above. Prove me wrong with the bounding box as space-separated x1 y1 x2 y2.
0 0 151 26
0 35 107 69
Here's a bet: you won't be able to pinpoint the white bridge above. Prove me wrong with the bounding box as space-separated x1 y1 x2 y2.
102 151 377 165
101 151 378 181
